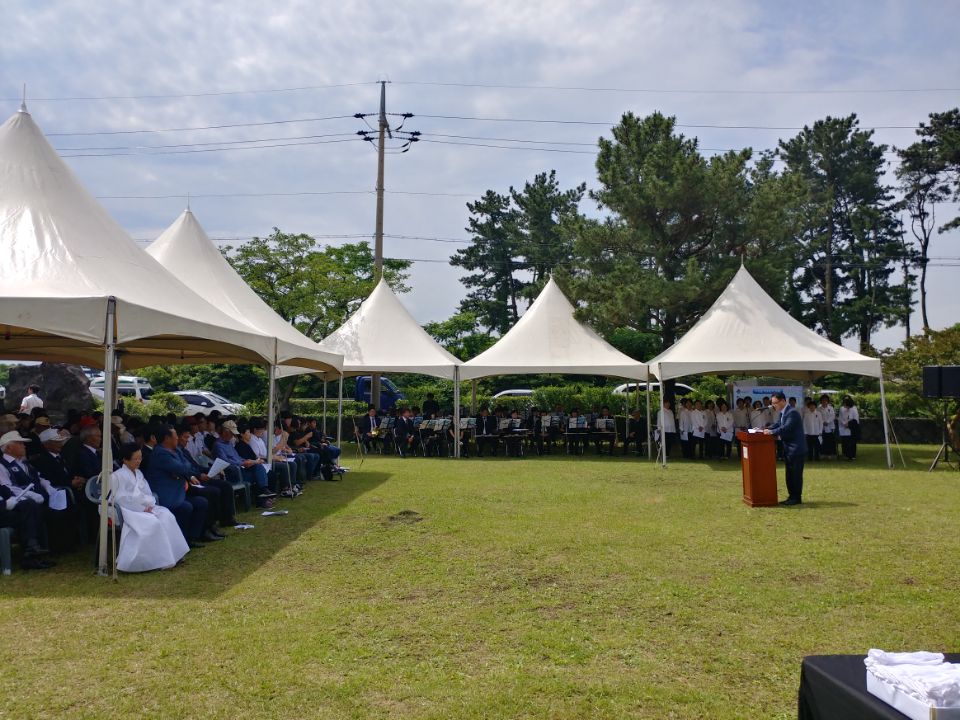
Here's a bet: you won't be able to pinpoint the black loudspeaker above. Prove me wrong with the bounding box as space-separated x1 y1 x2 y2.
923 366 960 399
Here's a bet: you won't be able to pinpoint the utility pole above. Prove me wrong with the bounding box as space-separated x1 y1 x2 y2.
371 80 389 410
356 81 418 411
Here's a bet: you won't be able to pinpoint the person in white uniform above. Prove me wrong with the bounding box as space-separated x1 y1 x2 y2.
802 399 823 461
657 400 677 459
818 395 837 457
112 442 189 572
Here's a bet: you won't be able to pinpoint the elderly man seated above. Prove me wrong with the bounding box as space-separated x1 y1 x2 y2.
214 420 275 506
28 428 88 551
0 431 55 569
176 424 234 534
141 424 209 548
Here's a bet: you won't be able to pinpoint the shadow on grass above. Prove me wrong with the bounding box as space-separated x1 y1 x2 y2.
781 500 859 509
0 471 390 601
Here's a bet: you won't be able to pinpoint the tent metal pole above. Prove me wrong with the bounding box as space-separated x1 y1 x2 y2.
266 363 277 462
337 373 344 446
97 297 117 577
879 371 893 469
453 367 461 458
322 379 327 436
645 378 652 460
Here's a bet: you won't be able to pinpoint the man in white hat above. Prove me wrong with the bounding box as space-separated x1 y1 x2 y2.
0 430 54 569
30 428 88 549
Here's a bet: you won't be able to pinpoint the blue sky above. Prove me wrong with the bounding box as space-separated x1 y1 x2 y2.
2 0 958 351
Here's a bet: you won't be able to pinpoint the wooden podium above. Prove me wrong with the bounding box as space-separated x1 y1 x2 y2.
736 431 778 507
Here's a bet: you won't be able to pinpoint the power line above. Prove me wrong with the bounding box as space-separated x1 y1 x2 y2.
98 189 477 200
419 138 596 154
393 80 960 96
55 131 356 152
4 82 377 102
413 113 920 131
47 114 356 137
61 136 362 157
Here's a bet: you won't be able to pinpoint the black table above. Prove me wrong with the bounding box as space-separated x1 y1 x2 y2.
798 654 960 719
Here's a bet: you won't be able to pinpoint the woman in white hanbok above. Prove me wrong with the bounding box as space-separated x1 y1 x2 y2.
113 443 189 572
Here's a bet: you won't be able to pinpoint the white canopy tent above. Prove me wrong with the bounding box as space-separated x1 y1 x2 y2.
460 277 649 382
647 265 892 467
460 277 651 456
147 209 343 458
277 278 463 453
0 105 278 575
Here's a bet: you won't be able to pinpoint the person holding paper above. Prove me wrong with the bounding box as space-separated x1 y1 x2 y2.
0 431 54 569
715 401 734 460
112 442 189 572
763 391 807 505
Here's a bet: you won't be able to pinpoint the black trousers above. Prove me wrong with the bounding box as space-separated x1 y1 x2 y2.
476 436 498 457
841 435 857 460
784 454 805 500
187 484 221 530
806 435 821 461
0 497 45 551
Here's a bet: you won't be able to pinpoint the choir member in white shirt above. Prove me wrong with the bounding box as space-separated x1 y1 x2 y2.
704 400 719 459
802 399 823 461
838 396 860 461
818 395 837 457
689 400 707 459
657 400 677 459
678 399 694 459
715 401 734 460
112 442 189 572
749 401 766 429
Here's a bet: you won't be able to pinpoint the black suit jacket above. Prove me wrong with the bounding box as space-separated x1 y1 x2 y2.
29 451 74 487
476 416 498 436
357 415 380 435
70 445 103 479
769 405 807 459
396 417 416 441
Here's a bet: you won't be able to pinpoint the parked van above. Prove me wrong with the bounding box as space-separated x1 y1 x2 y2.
89 375 154 402
354 376 404 410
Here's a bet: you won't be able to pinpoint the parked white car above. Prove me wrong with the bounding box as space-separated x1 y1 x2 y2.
612 382 694 396
491 389 534 399
89 375 155 402
172 390 244 416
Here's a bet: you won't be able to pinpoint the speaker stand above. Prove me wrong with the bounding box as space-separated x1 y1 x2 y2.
929 401 956 472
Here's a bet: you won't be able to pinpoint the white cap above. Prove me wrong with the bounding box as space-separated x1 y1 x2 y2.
0 431 31 449
39 428 67 443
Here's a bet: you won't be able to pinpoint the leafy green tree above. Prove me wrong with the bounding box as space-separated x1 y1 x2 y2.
572 112 769 353
423 312 495 361
916 108 960 232
779 114 909 350
223 232 410 341
451 173 586 334
898 117 955 331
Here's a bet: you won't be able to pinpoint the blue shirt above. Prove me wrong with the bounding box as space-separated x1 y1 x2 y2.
142 445 193 508
214 439 244 467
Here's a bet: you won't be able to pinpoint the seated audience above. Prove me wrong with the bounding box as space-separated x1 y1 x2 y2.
141 424 208 548
0 430 55 569
112 442 190 572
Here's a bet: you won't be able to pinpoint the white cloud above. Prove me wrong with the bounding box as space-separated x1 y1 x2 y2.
2 0 958 346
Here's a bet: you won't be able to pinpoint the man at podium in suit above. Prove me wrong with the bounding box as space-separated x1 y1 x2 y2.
764 391 807 505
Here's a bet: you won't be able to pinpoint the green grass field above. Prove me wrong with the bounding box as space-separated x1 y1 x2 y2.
1 444 958 719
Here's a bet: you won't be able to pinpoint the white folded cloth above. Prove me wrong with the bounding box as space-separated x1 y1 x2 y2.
865 649 960 707
867 649 945 666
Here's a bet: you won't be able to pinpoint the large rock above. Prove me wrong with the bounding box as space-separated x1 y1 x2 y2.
5 363 94 418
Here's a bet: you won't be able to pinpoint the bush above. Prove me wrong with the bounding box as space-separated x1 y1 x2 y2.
531 386 623 413
145 392 188 418
289 398 367 418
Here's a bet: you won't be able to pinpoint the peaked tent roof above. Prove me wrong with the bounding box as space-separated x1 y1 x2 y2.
0 107 275 368
147 210 341 372
276 277 461 380
460 277 648 381
648 265 882 380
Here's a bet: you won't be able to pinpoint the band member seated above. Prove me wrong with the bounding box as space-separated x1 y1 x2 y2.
475 407 499 457
530 408 552 456
622 409 645 455
565 409 588 455
591 406 616 455
356 406 382 453
395 408 418 457
501 409 526 458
